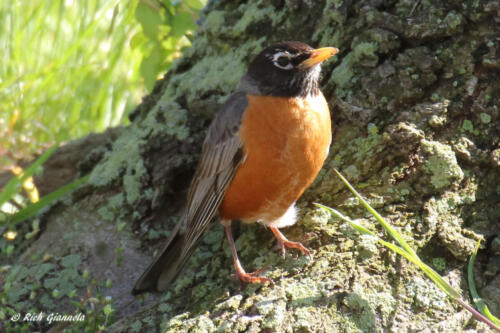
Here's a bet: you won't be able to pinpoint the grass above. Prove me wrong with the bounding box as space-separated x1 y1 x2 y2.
468 240 500 327
0 143 58 219
0 0 206 166
316 169 500 331
0 0 144 163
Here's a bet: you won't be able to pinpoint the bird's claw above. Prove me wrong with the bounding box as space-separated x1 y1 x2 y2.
277 239 313 260
231 268 274 285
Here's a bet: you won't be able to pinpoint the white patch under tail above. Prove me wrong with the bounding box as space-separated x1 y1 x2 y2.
266 204 298 228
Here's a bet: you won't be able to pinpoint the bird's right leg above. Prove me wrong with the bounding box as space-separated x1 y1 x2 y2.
270 226 312 259
222 220 272 284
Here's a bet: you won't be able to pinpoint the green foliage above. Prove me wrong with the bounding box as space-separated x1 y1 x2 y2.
132 0 205 91
0 0 205 162
0 141 91 231
7 174 90 226
0 1 143 159
0 144 58 213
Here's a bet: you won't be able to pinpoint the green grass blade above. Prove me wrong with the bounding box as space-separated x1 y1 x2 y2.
314 203 376 237
317 170 500 330
333 169 418 257
0 143 59 208
468 239 500 326
9 174 90 225
315 203 460 298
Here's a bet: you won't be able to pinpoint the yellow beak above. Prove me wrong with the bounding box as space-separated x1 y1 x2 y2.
299 47 339 69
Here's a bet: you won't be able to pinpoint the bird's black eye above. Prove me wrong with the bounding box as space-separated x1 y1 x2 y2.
272 51 294 69
277 56 290 67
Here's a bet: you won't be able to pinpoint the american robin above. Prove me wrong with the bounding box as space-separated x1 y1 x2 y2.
132 41 338 294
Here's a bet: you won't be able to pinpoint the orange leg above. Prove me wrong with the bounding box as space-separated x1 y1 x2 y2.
270 227 312 259
224 225 272 285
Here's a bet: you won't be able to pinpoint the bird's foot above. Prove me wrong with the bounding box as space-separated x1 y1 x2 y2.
277 239 312 259
231 268 273 285
270 227 313 260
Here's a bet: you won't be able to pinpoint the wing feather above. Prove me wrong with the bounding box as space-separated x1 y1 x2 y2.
180 92 248 256
133 92 248 293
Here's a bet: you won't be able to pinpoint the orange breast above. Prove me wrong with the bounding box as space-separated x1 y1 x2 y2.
219 93 331 223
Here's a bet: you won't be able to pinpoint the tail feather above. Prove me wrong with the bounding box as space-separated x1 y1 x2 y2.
132 225 186 295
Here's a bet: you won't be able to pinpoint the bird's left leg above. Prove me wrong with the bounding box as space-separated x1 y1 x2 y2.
223 221 272 284
269 227 312 259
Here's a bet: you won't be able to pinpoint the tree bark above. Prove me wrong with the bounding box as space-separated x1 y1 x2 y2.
2 0 499 332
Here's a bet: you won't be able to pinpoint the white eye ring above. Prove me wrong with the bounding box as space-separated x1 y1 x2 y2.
272 51 294 70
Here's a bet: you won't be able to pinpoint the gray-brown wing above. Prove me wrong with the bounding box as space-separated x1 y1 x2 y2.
133 93 248 293
180 91 248 258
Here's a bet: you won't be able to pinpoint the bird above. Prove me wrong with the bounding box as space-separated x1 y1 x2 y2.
132 41 338 294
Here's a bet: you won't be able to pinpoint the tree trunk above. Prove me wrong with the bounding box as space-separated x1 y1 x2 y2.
2 0 499 332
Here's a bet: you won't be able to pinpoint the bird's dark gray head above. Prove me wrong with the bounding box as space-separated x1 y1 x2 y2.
242 41 339 97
